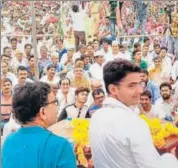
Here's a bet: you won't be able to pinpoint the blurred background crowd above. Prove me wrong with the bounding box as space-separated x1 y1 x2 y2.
1 1 178 138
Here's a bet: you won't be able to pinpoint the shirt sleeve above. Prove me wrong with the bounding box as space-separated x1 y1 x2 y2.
57 141 77 168
152 83 161 104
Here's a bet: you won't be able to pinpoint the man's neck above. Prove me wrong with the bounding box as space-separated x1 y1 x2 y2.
18 58 22 62
2 92 12 98
23 120 47 129
142 52 148 57
41 57 47 61
62 90 69 95
135 59 141 64
48 75 54 81
26 53 30 57
103 48 108 52
3 72 7 77
19 80 25 85
58 46 62 51
75 101 84 109
113 51 119 55
96 62 102 66
163 98 172 104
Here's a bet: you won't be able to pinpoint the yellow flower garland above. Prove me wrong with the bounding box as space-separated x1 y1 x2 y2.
140 115 178 149
71 119 90 167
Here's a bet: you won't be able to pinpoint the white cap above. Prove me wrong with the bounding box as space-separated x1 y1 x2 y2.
122 41 129 45
112 40 119 46
94 50 103 57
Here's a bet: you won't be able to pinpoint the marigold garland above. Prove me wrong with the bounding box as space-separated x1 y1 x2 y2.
140 115 178 149
71 119 90 167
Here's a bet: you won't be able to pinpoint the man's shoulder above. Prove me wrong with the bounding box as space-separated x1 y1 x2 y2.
147 80 159 88
48 132 69 146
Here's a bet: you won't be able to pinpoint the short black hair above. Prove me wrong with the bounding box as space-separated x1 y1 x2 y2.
47 64 55 71
17 66 27 73
153 56 161 62
1 54 10 59
103 59 141 93
101 39 109 44
92 88 105 99
10 37 17 43
153 44 160 48
24 43 32 49
72 4 79 13
160 82 172 91
81 54 89 60
134 42 141 48
143 37 150 43
133 50 141 56
86 44 94 49
56 38 64 43
12 82 51 124
160 46 168 52
3 46 11 53
75 58 83 64
140 90 152 100
28 55 34 61
140 69 149 76
59 78 71 85
75 87 90 96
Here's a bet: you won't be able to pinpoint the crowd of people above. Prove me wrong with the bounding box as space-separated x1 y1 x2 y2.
1 1 178 168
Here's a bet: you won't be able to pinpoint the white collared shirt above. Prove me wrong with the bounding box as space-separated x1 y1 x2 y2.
154 98 174 119
89 62 104 81
40 75 60 85
56 88 76 116
89 97 178 168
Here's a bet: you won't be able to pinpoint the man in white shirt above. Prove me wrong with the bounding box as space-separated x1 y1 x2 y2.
142 44 153 68
159 47 172 80
155 82 175 121
10 49 28 71
100 40 112 62
70 4 86 51
139 90 162 119
56 78 75 116
14 66 33 89
171 60 178 82
1 61 18 87
89 59 178 168
89 50 105 81
40 64 60 86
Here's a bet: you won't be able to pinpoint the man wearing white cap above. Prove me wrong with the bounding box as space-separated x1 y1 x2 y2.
89 50 105 81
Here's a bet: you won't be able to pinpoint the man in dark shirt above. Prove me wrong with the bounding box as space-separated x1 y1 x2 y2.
58 87 90 121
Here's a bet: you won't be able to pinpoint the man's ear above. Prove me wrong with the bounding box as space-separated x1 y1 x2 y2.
108 84 118 96
39 107 47 120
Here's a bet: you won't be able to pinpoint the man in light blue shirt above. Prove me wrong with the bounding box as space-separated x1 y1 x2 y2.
140 69 161 104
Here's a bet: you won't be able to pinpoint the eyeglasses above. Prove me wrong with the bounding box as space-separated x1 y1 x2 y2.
44 99 59 106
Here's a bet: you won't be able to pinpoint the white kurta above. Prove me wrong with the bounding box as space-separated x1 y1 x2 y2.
89 97 178 168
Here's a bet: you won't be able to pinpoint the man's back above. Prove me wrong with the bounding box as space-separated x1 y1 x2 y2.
89 97 161 168
2 126 76 168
